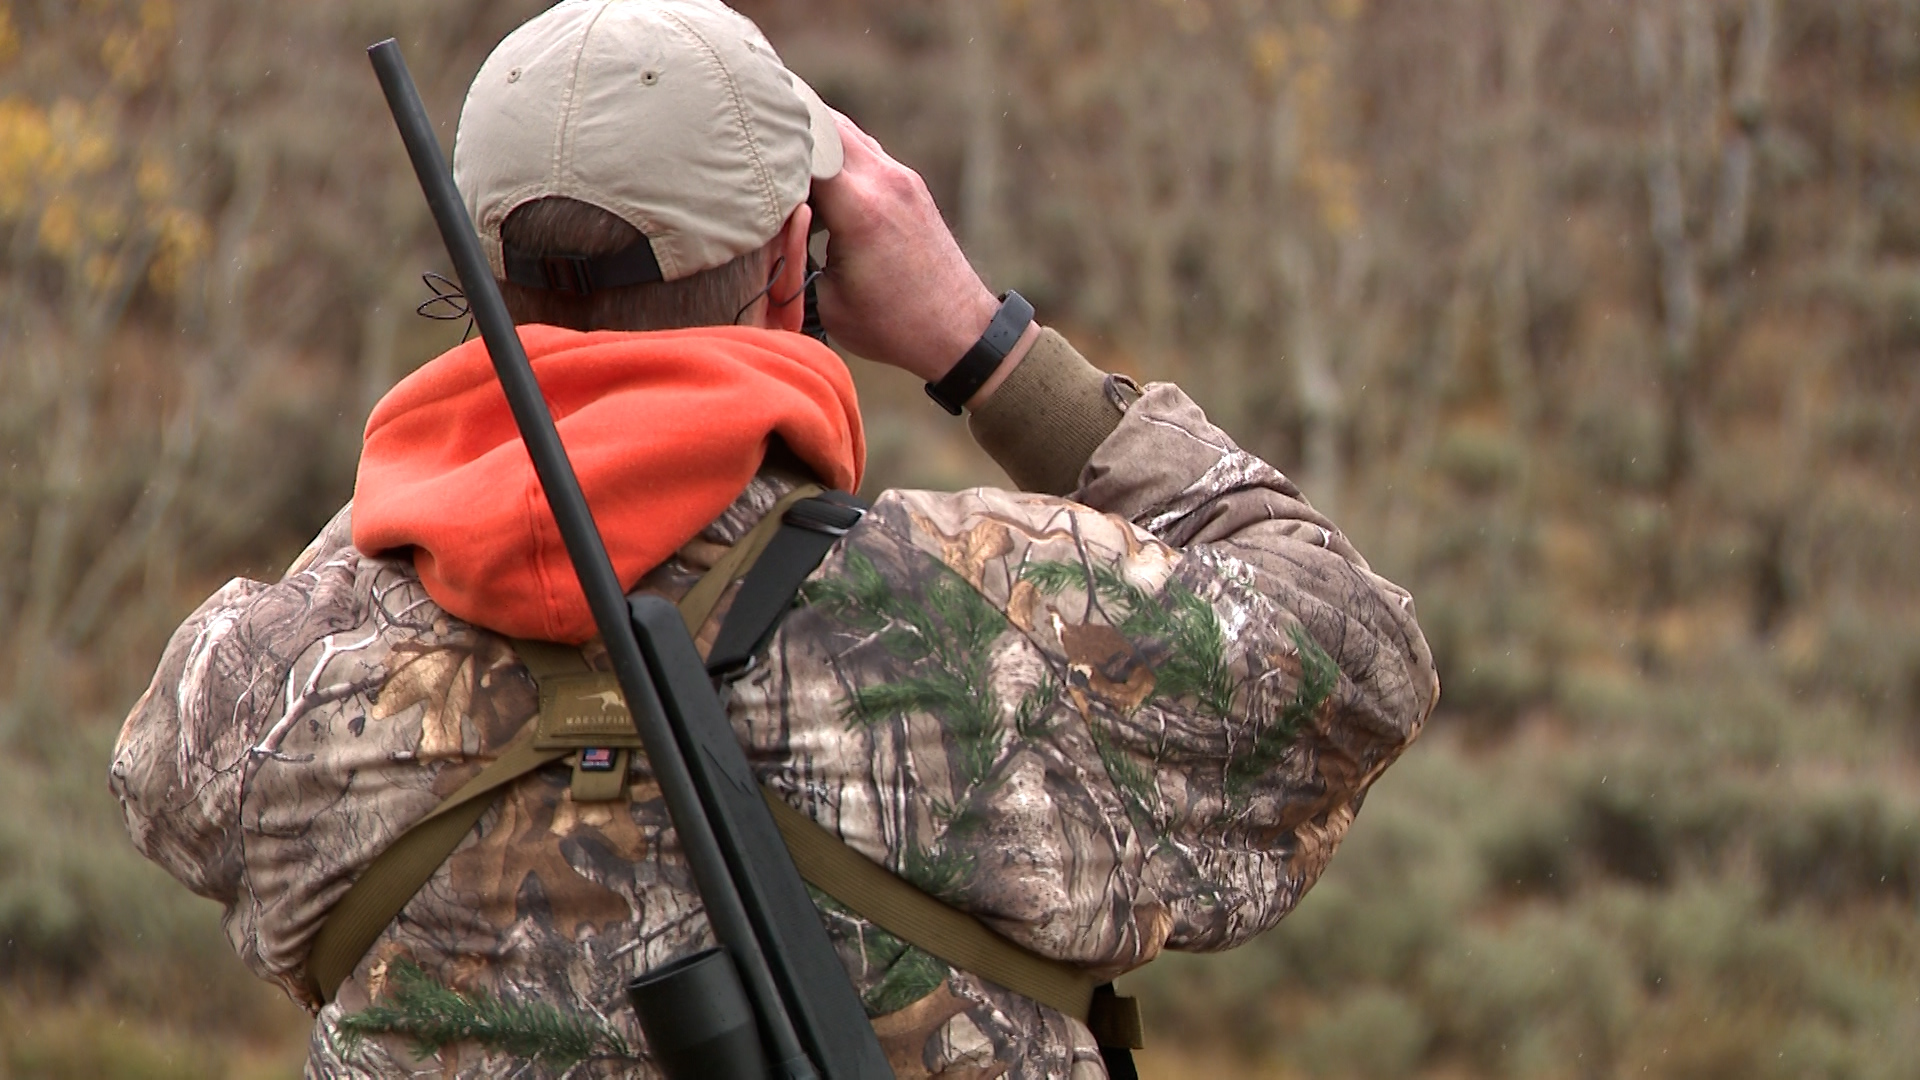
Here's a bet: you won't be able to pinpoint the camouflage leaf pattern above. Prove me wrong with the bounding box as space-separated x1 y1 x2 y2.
111 383 1436 1078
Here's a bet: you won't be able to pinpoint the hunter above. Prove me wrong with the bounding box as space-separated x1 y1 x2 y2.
111 1 1437 1076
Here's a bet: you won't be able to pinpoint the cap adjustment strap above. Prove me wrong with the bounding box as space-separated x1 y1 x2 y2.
502 237 667 295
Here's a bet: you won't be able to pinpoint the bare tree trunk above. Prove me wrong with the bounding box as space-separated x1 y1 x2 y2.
59 369 200 648
15 235 156 689
358 268 416 428
0 221 52 643
1260 53 1348 514
1628 0 1781 649
1635 4 1704 417
954 0 1006 279
1491 0 1549 437
1708 0 1774 268
1707 0 1795 637
13 351 94 674
1279 234 1343 516
1631 0 1706 642
1123 94 1182 362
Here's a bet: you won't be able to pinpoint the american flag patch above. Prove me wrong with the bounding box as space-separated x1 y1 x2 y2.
578 747 617 772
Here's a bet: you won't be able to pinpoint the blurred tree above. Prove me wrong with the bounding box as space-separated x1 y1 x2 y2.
5 0 1920 1074
1 0 209 696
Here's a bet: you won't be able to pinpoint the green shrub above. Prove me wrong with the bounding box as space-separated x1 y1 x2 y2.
1128 948 1290 1058
1595 880 1918 1079
1434 425 1527 497
1260 750 1490 991
0 996 221 1080
1421 911 1634 1078
1759 789 1920 909
0 709 301 1047
1293 987 1431 1080
1478 796 1581 899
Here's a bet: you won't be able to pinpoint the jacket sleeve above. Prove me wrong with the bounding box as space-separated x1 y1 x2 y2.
878 330 1438 960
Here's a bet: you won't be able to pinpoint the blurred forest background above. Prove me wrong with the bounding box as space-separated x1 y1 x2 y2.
1 0 1917 1076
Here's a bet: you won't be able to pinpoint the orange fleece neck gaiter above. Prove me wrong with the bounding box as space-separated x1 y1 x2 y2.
352 324 864 643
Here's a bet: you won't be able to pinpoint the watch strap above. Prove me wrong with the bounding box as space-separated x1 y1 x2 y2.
924 290 1035 415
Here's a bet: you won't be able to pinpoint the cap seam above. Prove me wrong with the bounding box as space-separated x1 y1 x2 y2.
554 1 617 202
660 8 781 241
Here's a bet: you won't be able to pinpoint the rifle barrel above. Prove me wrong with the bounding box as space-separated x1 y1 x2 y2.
365 38 816 1080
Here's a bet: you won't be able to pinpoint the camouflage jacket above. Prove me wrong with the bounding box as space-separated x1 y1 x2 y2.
111 334 1436 1078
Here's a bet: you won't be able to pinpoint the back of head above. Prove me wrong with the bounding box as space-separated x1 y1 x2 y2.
497 197 765 331
453 0 843 332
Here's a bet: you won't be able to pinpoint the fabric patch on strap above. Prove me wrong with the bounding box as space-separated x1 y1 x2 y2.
533 673 644 749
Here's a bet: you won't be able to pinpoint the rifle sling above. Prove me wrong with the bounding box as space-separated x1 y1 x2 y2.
304 735 567 1004
304 490 1144 1050
302 487 822 1006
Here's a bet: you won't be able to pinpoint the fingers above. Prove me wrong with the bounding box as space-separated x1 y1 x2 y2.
805 112 1000 382
809 113 898 239
830 109 884 159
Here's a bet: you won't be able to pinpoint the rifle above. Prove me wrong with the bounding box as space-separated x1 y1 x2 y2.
367 39 893 1080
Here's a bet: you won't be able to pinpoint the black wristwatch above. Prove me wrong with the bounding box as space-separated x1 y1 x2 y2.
924 290 1035 415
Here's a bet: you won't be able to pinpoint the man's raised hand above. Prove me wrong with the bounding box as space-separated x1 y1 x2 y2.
809 113 1003 385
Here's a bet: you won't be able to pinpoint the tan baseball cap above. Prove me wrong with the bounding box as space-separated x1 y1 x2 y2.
454 0 843 284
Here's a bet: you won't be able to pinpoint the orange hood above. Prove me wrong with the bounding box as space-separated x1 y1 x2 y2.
352 324 863 643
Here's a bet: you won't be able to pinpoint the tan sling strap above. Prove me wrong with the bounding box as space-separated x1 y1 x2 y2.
305 733 568 1002
304 487 820 1005
763 789 1138 1041
305 483 1145 1050
674 484 826 635
682 487 1142 1046
772 797 1144 1049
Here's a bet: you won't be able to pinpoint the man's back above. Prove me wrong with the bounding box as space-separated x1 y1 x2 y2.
112 331 1433 1077
109 2 1436 1074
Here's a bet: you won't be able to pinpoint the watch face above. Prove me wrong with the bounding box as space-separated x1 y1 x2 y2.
985 290 1035 352
927 291 1035 414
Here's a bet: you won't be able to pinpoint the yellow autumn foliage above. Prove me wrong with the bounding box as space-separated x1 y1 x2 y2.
135 154 172 205
140 0 175 33
1251 28 1291 82
45 98 114 182
83 251 121 292
149 206 209 294
0 5 1916 1079
37 194 78 258
0 0 205 295
0 98 53 216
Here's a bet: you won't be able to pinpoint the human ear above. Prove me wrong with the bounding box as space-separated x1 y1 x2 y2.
766 203 812 334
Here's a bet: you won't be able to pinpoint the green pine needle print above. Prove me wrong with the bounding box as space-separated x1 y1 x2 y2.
337 959 632 1068
1019 559 1342 807
808 887 954 1017
1225 624 1338 798
848 675 975 728
927 793 991 838
805 549 1010 789
903 837 977 903
801 546 897 636
863 947 952 1016
1014 670 1061 739
1019 559 1236 718
1092 723 1160 822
